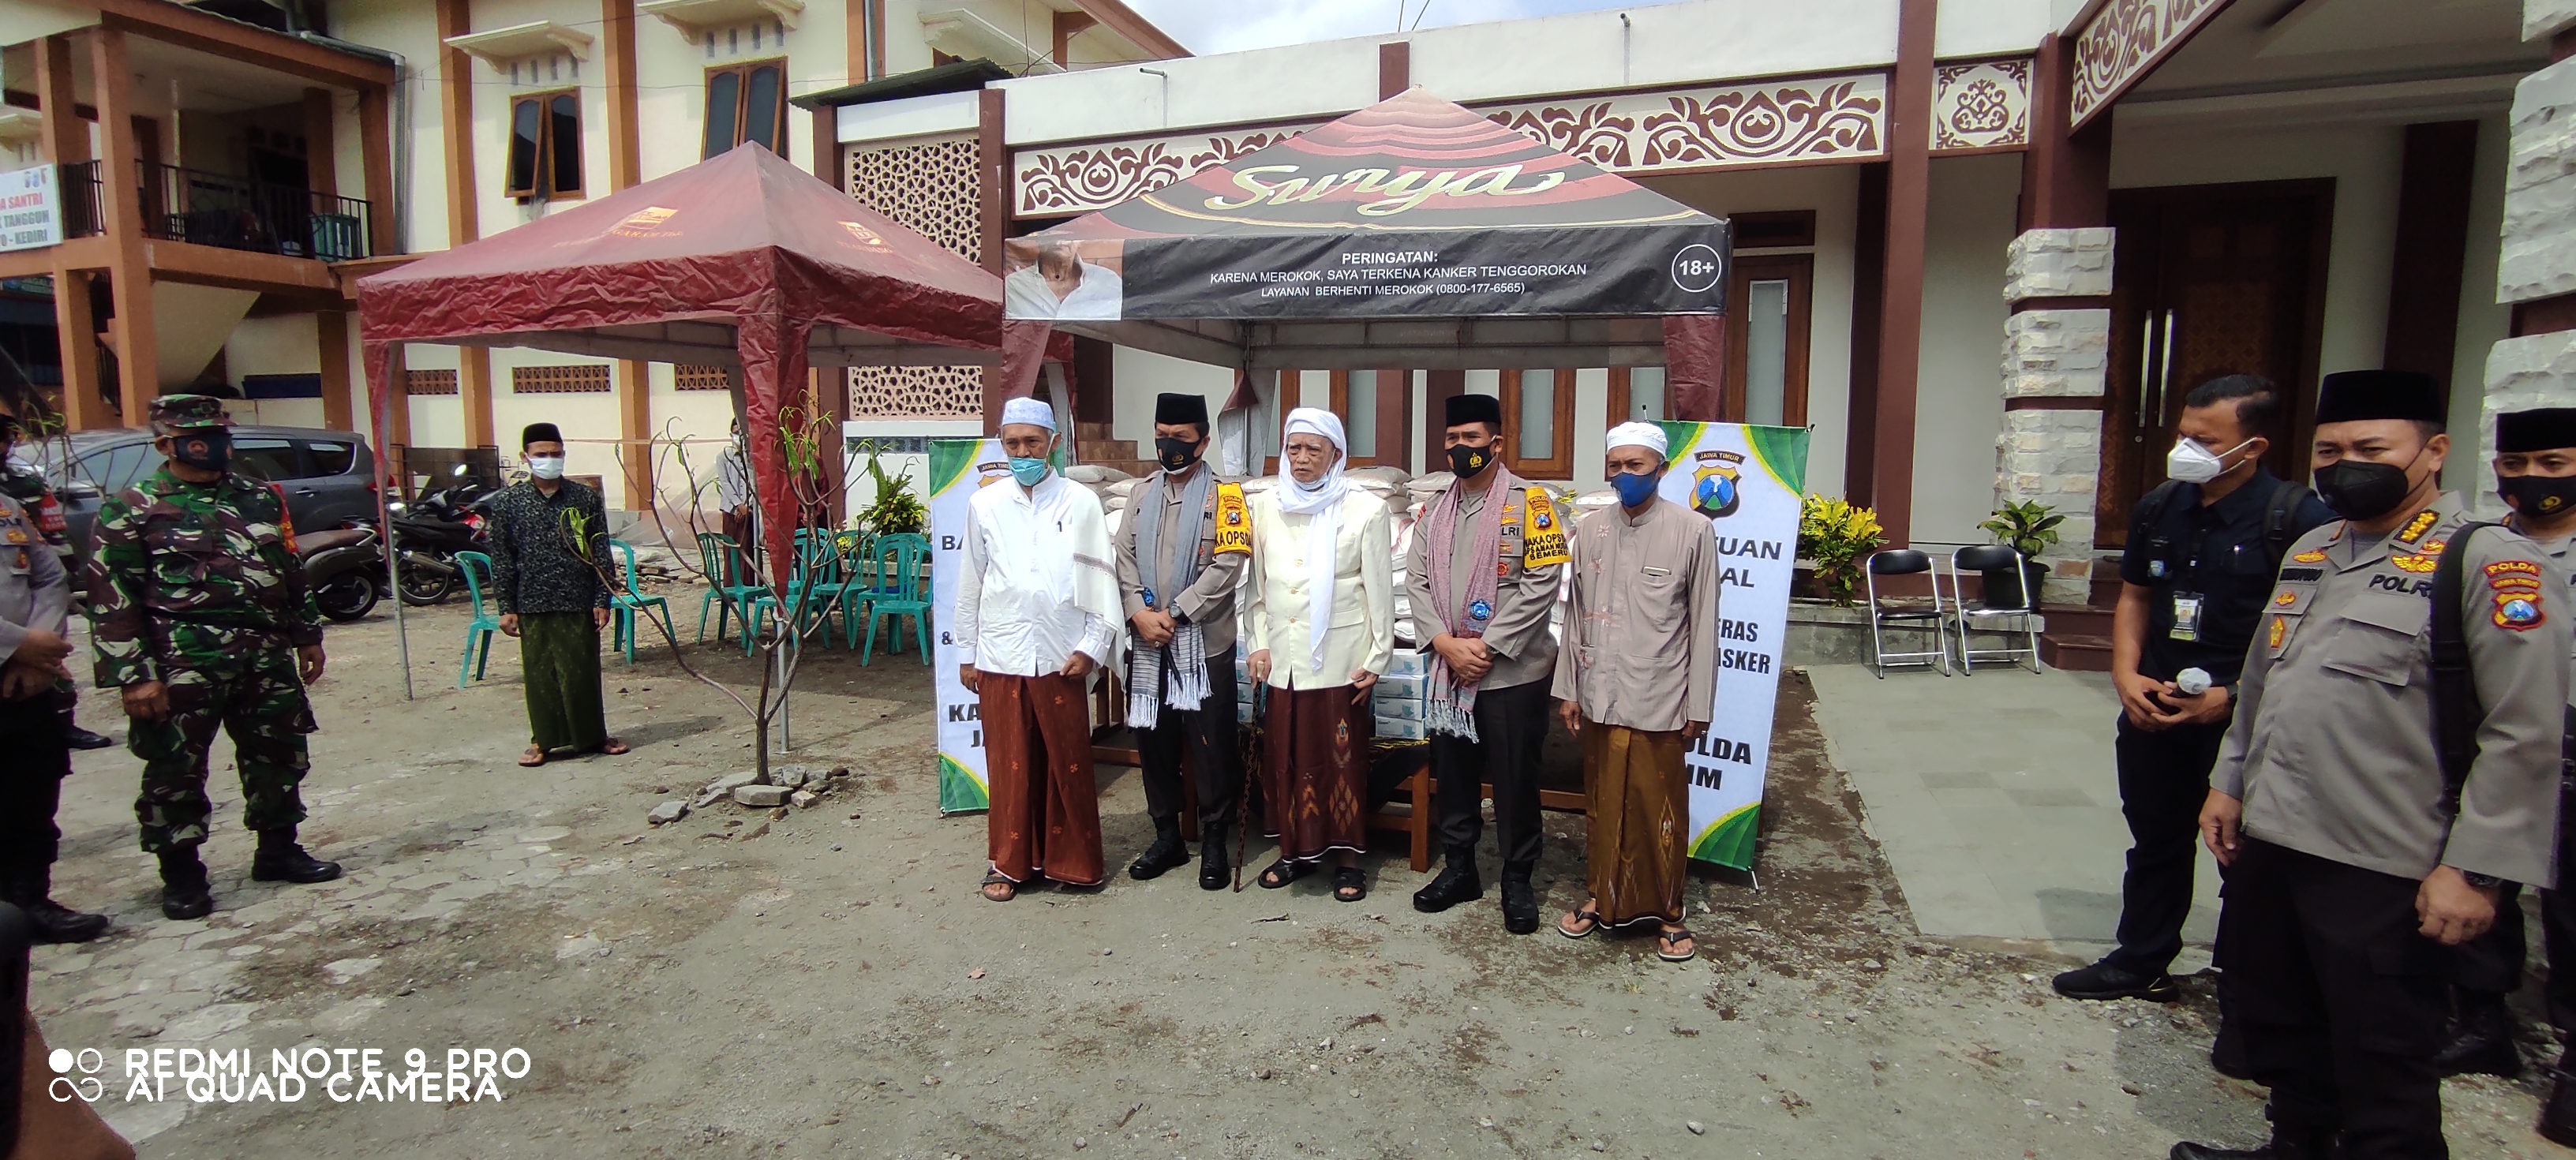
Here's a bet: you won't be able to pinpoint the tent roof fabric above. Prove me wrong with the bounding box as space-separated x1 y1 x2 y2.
356 143 998 365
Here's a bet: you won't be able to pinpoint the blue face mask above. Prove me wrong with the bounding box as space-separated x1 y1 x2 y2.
1610 469 1661 508
1009 456 1050 487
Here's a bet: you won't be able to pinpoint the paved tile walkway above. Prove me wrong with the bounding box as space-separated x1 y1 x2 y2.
1804 662 2221 965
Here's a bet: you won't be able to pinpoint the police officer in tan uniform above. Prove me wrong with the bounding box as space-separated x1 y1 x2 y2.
2174 372 2573 1160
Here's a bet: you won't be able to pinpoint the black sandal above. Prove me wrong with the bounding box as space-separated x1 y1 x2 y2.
1257 859 1309 889
979 870 1017 903
1657 926 1697 962
1557 905 1603 939
1332 866 1367 903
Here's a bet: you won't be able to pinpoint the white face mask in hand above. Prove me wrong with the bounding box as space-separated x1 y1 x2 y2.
527 455 567 480
2165 436 2252 485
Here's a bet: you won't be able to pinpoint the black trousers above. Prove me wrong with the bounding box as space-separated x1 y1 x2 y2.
1136 650 1241 833
2106 713 2230 976
2223 838 2452 1159
1427 679 1553 868
0 694 70 879
2450 774 2576 1031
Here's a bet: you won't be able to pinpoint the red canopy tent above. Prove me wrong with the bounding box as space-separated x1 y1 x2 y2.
355 143 1002 600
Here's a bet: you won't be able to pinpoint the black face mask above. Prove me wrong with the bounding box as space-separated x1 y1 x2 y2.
170 429 233 474
1447 441 1496 478
2313 453 2422 522
1155 437 1202 473
2500 473 2576 521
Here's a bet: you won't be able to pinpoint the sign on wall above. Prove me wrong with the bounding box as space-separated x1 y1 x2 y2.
929 436 1007 814
1657 421 1808 870
0 165 61 253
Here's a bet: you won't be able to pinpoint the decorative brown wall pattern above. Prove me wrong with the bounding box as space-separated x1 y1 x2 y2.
2070 0 2225 128
1007 72 1904 218
842 136 983 419
1930 58 2031 152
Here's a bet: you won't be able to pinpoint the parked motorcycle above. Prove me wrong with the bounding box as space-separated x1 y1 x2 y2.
299 523 385 622
385 464 495 606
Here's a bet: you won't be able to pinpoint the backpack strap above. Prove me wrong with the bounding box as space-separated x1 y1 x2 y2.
2262 477 2316 572
2133 480 2185 537
2432 522 2503 814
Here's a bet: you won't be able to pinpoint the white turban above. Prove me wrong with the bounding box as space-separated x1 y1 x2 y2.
1000 396 1056 432
1275 406 1351 675
1606 421 1668 462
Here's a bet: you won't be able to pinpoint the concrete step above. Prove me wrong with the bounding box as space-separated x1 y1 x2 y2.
2039 602 2116 638
2040 633 2114 672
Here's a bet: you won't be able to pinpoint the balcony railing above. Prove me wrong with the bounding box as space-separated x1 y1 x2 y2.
54 159 374 262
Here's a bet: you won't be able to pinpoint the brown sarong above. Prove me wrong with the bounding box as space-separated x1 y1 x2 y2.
1260 684 1371 863
980 672 1105 886
1582 721 1690 927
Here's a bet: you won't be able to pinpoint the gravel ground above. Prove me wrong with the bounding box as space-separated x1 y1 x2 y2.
26 602 2571 1158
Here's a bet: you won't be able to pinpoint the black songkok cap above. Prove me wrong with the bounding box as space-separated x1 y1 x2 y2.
1154 392 1208 428
522 422 564 448
2312 370 2444 426
1444 392 1503 428
2499 407 2576 453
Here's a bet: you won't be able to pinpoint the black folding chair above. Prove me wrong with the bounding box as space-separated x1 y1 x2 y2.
1945 544 2044 673
1865 549 1951 677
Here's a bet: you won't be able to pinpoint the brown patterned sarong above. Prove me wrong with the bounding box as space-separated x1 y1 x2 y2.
1583 722 1690 927
980 672 1105 886
1260 685 1371 863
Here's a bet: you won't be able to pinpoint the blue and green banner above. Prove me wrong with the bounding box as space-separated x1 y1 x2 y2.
1657 421 1808 870
930 438 1007 814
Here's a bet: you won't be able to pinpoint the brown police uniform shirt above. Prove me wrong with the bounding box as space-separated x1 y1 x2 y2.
2215 494 2572 887
1113 465 1246 659
1404 481 1563 691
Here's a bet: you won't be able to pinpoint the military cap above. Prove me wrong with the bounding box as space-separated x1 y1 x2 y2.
148 395 233 432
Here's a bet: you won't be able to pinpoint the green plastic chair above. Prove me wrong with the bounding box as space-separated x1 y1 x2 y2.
694 532 764 644
455 551 500 687
608 539 673 665
856 533 932 664
747 530 844 654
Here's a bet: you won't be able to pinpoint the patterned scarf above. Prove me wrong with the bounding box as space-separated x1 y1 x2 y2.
1420 462 1522 742
1125 466 1215 730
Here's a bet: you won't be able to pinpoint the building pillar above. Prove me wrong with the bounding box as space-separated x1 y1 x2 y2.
1994 31 2113 606
436 0 493 448
37 36 106 432
317 310 353 431
90 27 158 426
2481 6 2576 480
1865 0 1936 547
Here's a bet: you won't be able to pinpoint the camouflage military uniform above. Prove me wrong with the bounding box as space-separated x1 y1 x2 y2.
85 455 323 853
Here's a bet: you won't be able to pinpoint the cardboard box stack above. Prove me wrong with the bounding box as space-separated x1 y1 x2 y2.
1373 650 1428 741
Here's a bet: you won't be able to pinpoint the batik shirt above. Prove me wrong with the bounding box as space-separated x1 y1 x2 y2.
86 467 322 687
485 479 611 616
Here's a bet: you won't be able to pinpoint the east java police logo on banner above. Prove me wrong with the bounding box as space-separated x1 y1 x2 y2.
1691 450 1743 519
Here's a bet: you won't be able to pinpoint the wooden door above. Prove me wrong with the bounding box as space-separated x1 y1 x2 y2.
2099 180 2332 546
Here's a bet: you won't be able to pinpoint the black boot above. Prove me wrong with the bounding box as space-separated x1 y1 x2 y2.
1128 818 1190 881
2539 1046 2576 1147
2434 990 2523 1079
1499 862 1539 935
2169 1123 2334 1159
1412 847 1482 913
158 847 212 921
250 828 343 885
5 869 107 944
1196 823 1231 892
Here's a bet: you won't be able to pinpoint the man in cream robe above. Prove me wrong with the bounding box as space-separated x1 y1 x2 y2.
955 398 1122 900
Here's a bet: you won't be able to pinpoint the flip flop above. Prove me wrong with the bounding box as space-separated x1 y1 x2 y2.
597 739 631 756
1657 927 1698 963
1557 905 1602 939
518 746 548 768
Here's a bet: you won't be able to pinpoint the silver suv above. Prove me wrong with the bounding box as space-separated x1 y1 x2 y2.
14 425 380 565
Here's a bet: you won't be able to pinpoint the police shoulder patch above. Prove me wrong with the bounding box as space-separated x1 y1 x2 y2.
2495 592 2547 631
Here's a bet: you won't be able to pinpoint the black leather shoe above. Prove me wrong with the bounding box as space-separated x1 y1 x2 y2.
6 871 108 943
2051 960 2179 1002
62 724 117 750
1411 848 1482 913
2434 992 2523 1079
250 829 343 885
158 848 212 921
2170 1132 2332 1160
1128 820 1190 881
2539 1053 2576 1146
1197 824 1231 892
1499 866 1539 935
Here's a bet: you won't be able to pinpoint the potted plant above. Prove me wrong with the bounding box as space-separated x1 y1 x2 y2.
1975 500 2061 610
1796 494 1885 607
